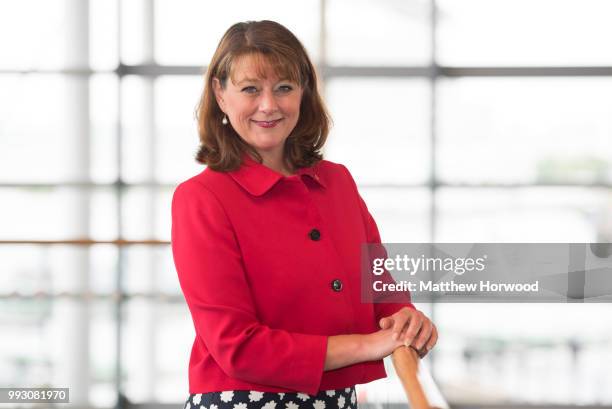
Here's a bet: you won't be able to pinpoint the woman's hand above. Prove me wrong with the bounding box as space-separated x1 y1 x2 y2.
325 308 437 370
378 307 438 358
361 327 406 362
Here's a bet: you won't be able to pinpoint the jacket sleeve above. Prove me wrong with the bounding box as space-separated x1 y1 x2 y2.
338 164 416 322
171 180 328 394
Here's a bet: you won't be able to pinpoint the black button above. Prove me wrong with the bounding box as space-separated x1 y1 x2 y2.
331 279 343 292
309 228 321 241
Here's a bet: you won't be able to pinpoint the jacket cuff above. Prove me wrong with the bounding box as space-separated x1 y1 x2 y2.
289 334 328 395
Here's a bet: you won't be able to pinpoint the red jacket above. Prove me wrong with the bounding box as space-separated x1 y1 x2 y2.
171 154 414 395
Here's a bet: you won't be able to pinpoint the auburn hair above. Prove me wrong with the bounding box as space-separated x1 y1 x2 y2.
194 20 331 171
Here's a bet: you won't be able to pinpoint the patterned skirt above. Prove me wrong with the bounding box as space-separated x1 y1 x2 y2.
185 387 358 409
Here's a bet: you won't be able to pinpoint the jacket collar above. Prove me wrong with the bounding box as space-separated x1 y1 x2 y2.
228 152 326 197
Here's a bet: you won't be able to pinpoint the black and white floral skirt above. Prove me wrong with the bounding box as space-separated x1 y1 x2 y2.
185 387 358 409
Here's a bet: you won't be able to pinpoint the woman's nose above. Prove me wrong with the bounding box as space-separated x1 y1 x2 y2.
258 89 279 113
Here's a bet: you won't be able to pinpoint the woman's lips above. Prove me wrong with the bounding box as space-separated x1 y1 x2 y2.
252 119 282 128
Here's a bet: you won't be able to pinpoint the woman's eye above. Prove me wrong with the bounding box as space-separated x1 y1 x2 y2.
241 86 258 94
277 85 293 92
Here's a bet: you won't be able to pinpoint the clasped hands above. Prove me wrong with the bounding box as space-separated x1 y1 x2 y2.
366 307 438 361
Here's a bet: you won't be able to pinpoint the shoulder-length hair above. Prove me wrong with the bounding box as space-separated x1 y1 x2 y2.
195 20 331 171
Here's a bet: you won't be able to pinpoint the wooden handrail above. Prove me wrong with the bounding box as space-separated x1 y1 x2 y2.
391 346 442 409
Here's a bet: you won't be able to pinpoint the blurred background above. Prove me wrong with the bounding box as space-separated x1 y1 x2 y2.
1 0 612 408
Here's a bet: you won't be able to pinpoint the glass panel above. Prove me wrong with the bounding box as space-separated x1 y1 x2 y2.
89 245 119 295
0 0 66 70
0 298 117 407
0 187 116 240
122 245 178 296
437 0 612 66
122 299 192 403
0 244 117 295
155 186 174 241
91 187 119 240
153 0 321 66
325 78 430 184
89 300 118 408
0 298 54 386
0 74 116 184
155 302 193 403
121 76 203 184
0 74 95 183
155 76 204 184
0 245 45 294
90 0 118 70
121 187 173 241
90 74 119 184
437 78 612 185
359 187 431 242
119 0 152 65
326 0 431 66
434 303 612 405
435 187 612 242
121 75 155 183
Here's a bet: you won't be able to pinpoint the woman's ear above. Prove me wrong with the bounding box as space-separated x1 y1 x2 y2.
212 77 226 112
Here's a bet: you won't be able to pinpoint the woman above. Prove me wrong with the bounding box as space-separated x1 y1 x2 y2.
171 20 437 409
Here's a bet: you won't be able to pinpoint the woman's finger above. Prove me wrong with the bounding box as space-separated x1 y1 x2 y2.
401 310 423 346
412 318 433 350
425 324 438 352
379 316 394 330
391 308 412 340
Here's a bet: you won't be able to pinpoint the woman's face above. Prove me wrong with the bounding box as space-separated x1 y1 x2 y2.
213 55 304 161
